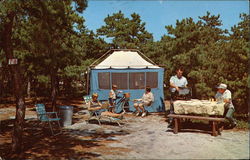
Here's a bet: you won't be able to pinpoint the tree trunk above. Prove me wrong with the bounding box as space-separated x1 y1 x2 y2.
27 76 31 99
2 12 26 153
0 70 3 97
51 69 57 111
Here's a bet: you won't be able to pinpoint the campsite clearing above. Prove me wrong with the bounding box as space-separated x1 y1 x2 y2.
0 98 249 159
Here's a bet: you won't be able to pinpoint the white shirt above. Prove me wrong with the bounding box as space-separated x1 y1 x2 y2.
109 89 116 99
215 89 234 108
170 75 188 92
142 92 154 104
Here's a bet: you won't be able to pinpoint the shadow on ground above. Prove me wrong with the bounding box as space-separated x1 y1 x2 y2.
0 117 129 159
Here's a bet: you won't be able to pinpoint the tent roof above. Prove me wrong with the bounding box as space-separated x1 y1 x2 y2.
93 50 160 69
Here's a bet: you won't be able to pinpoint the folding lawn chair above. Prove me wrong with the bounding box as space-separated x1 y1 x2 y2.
115 93 130 122
83 95 125 126
35 104 62 135
83 95 102 125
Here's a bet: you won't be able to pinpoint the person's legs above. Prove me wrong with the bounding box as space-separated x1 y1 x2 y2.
139 103 145 113
168 91 176 128
140 104 149 117
169 91 176 114
108 98 115 112
101 111 124 118
225 107 237 128
134 103 141 116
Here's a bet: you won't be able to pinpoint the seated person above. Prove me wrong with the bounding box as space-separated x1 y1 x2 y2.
89 93 124 119
108 84 122 112
133 86 154 117
215 83 237 128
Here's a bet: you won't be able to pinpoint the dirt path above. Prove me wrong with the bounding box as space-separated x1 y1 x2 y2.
0 100 249 159
100 114 249 159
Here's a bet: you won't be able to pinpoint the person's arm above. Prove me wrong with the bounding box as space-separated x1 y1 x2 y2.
170 77 179 91
98 101 102 106
215 92 223 102
223 99 231 103
184 77 188 88
109 90 113 98
223 90 232 103
88 106 102 111
88 101 102 111
150 93 154 102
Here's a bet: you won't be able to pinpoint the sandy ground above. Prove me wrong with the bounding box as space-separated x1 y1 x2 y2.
65 112 249 160
0 100 249 159
102 114 249 159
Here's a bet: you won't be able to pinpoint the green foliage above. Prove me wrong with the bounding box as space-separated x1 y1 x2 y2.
97 11 153 49
37 75 49 83
0 1 248 114
0 0 91 99
152 12 249 113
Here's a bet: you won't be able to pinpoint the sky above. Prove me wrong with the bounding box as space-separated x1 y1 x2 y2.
81 0 249 41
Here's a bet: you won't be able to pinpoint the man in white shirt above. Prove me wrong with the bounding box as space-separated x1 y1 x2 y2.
215 83 237 128
170 67 188 93
168 67 188 128
134 86 154 117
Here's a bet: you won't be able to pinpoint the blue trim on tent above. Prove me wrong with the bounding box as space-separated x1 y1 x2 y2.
89 68 165 112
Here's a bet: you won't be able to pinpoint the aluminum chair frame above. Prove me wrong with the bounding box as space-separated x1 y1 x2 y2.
35 104 62 135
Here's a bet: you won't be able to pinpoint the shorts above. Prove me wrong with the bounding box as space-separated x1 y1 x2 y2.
143 101 152 107
135 101 152 107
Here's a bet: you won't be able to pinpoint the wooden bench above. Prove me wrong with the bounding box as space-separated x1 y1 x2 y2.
168 114 226 136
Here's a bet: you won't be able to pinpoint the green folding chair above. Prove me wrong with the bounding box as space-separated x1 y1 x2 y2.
35 104 62 135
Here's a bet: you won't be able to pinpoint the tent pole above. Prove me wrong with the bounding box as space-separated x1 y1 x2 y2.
86 68 90 95
137 50 158 65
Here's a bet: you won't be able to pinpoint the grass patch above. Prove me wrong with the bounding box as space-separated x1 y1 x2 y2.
234 113 249 129
235 120 249 129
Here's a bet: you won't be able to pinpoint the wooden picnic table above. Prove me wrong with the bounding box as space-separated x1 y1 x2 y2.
168 114 226 136
169 99 227 136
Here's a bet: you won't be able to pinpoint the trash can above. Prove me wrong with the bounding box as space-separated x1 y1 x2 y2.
58 106 73 127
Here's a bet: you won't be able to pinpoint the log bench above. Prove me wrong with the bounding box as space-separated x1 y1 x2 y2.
168 114 226 136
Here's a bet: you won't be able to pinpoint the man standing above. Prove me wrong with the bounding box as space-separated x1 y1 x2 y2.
170 67 188 94
215 83 237 128
168 67 188 128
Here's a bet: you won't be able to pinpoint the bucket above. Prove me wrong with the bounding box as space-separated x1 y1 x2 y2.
58 106 73 127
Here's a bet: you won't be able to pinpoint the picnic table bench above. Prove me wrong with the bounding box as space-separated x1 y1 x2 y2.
168 114 226 136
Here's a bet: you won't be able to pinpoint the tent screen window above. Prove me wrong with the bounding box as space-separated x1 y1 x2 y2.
98 72 158 89
111 73 128 89
98 72 110 89
129 72 145 89
146 72 158 88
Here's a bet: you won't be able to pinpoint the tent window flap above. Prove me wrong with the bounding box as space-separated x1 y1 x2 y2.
146 72 158 88
129 72 145 89
111 73 128 89
98 72 110 89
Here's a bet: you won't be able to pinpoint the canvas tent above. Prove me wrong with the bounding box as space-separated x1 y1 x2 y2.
88 49 165 112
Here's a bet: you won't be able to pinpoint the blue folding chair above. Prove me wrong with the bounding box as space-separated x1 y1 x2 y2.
35 104 62 135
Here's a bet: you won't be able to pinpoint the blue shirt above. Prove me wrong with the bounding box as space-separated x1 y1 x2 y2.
170 75 188 92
